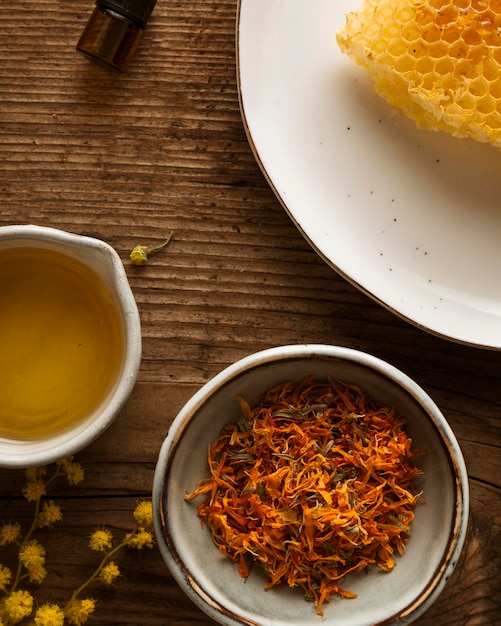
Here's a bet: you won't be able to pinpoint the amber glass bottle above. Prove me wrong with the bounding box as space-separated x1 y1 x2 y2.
77 0 157 72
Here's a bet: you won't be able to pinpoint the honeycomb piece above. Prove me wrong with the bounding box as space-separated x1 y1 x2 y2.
336 0 501 148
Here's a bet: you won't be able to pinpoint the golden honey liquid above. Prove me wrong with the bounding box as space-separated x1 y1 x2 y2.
0 247 125 440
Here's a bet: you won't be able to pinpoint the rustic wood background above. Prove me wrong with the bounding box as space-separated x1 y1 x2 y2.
0 1 500 624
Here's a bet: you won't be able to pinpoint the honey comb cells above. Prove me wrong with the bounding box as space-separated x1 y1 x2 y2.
337 0 501 148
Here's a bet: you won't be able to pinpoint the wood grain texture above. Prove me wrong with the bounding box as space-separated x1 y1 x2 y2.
1 1 500 624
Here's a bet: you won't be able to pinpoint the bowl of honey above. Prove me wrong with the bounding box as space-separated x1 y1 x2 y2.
0 224 142 468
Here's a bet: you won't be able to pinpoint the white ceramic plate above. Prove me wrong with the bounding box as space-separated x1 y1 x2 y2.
237 0 501 350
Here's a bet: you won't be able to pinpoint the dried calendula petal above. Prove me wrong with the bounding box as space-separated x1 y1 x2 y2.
336 0 501 148
186 377 424 616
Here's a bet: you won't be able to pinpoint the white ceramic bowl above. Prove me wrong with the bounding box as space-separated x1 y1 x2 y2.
0 225 141 468
153 344 469 626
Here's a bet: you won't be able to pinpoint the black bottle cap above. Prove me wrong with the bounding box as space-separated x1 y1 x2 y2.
99 0 157 29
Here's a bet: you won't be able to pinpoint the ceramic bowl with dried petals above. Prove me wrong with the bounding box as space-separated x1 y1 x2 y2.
153 344 468 626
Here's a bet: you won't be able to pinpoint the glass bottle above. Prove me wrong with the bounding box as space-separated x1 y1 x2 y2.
76 0 157 72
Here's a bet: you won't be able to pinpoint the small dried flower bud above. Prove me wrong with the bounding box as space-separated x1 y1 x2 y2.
57 455 73 464
130 232 174 266
0 522 21 546
99 561 120 586
63 460 85 486
3 589 34 622
129 245 149 265
65 598 96 625
133 501 153 526
126 528 155 549
27 563 48 585
0 563 12 592
23 479 46 502
34 602 65 626
19 539 46 569
25 466 47 481
89 528 113 552
38 501 63 528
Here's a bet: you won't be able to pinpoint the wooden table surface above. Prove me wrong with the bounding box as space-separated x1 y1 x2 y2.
1 1 500 624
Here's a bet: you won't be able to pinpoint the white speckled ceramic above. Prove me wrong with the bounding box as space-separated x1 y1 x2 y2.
237 0 501 350
0 225 142 468
153 344 469 626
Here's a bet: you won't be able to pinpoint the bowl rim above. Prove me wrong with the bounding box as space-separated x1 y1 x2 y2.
0 224 142 468
153 344 469 626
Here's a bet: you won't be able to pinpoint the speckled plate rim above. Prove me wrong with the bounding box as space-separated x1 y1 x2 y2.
153 344 469 626
236 0 501 350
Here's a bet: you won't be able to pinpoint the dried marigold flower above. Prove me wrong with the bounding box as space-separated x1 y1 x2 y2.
186 377 423 616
